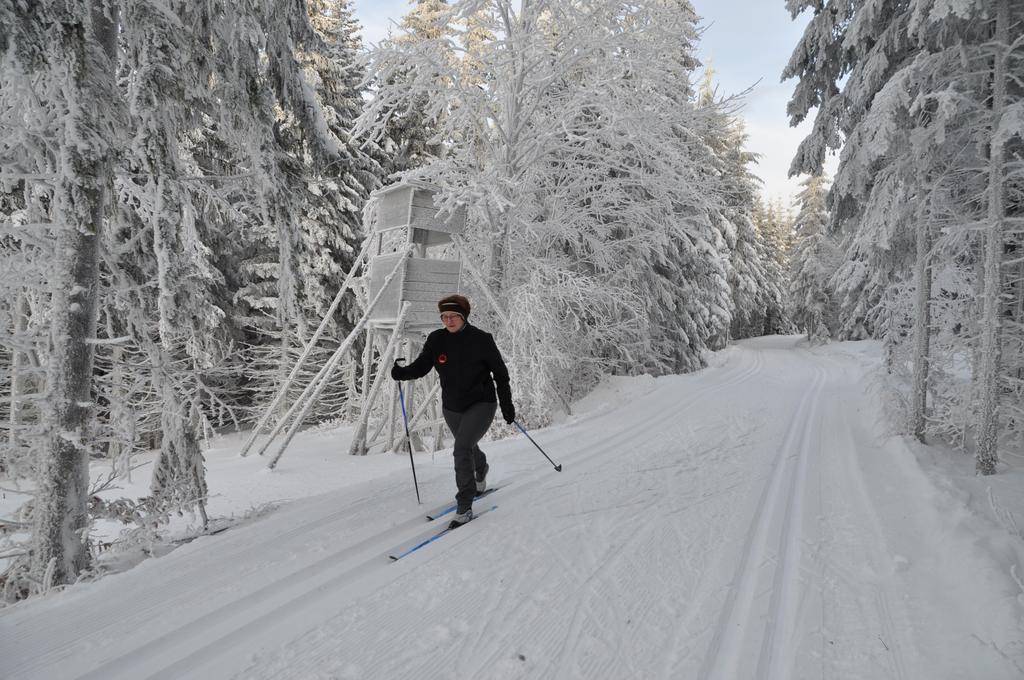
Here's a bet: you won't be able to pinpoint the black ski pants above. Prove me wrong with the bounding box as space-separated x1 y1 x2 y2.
442 401 496 513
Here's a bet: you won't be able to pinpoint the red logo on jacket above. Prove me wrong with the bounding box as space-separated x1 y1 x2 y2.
438 353 448 365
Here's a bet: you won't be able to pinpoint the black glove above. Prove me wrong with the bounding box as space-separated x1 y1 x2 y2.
501 403 515 425
391 360 406 381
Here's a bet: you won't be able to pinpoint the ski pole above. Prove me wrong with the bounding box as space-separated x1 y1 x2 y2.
397 380 422 504
514 421 563 472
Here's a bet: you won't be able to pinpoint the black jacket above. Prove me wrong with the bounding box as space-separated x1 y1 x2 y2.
393 324 513 415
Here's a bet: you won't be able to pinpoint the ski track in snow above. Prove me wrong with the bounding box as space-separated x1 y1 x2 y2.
697 349 828 680
2 337 1023 679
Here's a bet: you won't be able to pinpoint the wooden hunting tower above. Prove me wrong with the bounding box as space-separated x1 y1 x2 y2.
366 181 467 329
346 181 469 455
240 181 475 466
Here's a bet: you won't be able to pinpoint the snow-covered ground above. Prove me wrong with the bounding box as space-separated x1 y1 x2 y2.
2 337 1023 679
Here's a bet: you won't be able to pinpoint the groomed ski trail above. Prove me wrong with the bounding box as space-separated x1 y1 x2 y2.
697 352 829 680
2 337 1022 680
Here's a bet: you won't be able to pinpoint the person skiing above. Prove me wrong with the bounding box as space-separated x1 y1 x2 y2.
391 294 515 530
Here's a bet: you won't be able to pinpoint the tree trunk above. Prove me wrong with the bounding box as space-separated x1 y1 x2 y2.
8 291 29 453
31 0 118 589
976 0 1009 476
1017 261 1024 452
487 203 512 294
910 218 932 442
278 324 291 424
487 4 526 295
104 311 135 480
150 349 208 512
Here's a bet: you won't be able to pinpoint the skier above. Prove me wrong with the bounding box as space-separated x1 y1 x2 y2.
391 294 515 529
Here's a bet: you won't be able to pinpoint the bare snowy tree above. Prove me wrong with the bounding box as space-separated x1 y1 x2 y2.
358 0 753 420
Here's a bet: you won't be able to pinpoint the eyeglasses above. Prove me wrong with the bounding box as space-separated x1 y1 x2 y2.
440 313 462 322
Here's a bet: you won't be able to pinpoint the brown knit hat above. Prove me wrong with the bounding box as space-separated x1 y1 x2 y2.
438 294 470 318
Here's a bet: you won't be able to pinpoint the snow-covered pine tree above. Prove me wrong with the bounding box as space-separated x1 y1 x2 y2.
783 0 1024 468
753 199 793 335
116 0 377 504
115 1 233 520
783 0 906 344
299 0 383 328
241 0 384 425
788 174 837 343
603 4 734 374
696 71 773 345
370 0 454 176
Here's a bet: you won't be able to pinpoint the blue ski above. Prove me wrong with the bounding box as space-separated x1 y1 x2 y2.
424 486 501 521
389 505 497 561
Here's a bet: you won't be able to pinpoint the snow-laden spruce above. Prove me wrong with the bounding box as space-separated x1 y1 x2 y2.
788 174 838 344
783 0 1024 472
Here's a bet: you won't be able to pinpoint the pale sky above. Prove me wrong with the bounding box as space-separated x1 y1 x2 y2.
350 0 836 209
